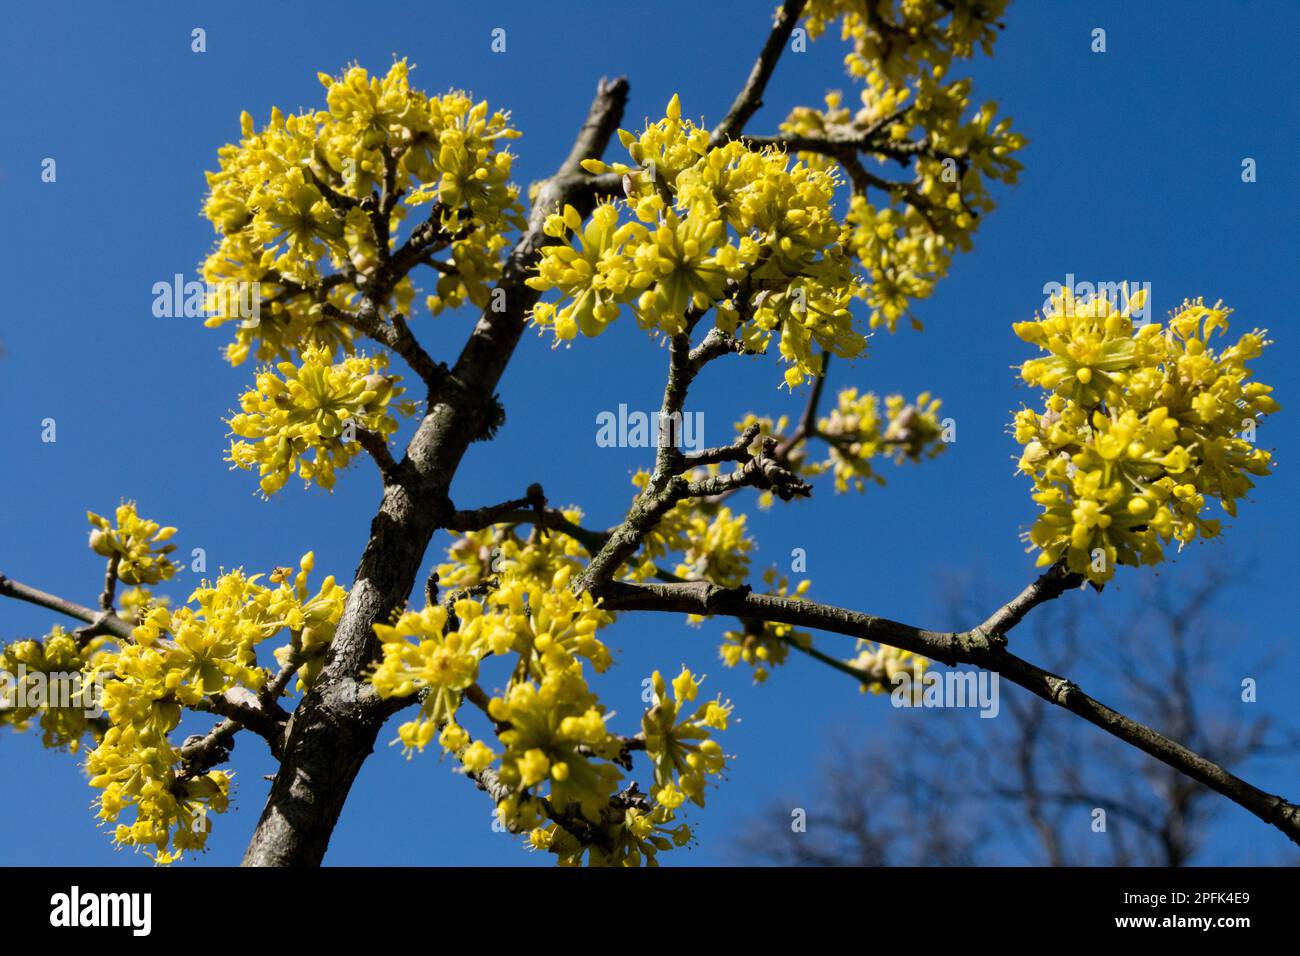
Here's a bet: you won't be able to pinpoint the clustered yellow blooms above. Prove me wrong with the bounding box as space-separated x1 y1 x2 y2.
730 388 946 498
641 668 731 810
0 627 112 752
201 60 523 366
118 587 167 626
620 471 756 599
528 796 693 868
720 569 812 683
371 604 479 753
369 510 736 865
489 671 624 823
439 509 591 593
846 642 928 695
786 2 1024 331
802 0 1009 88
3 508 347 865
226 344 415 495
85 550 345 863
88 504 179 586
1013 289 1279 584
528 94 867 389
815 389 947 492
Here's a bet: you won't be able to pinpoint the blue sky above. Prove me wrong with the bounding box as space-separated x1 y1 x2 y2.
1 0 1296 866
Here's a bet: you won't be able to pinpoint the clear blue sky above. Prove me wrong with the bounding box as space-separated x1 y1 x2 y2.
1 0 1296 866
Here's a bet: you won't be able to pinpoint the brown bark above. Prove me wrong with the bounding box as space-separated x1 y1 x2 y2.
239 77 630 866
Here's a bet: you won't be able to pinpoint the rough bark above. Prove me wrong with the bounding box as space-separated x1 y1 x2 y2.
239 77 630 866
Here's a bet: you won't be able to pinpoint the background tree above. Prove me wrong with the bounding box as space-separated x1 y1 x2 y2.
738 559 1300 866
0 1 1293 867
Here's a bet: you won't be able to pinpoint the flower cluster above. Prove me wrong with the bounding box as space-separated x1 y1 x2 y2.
815 388 947 492
784 0 1024 332
437 509 590 592
729 388 946 499
0 627 112 752
719 570 812 683
88 504 179 586
226 345 413 495
802 0 1009 87
371 604 481 753
82 547 344 863
1013 290 1279 583
201 60 522 366
617 471 756 596
528 94 867 388
845 641 928 695
527 791 692 867
641 668 731 809
368 512 736 866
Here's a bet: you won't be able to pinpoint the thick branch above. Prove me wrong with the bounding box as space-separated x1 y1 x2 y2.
241 76 631 867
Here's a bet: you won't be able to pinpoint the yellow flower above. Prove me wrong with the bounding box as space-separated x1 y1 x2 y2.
1014 296 1278 583
226 344 411 495
201 61 523 364
533 96 866 388
642 668 730 808
87 504 178 586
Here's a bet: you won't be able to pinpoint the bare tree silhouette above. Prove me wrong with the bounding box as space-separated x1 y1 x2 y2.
737 559 1300 866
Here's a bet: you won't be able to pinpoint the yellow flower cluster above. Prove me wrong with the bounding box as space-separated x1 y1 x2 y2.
720 569 812 683
371 571 614 758
528 94 867 388
642 668 731 809
88 504 179 586
488 671 624 823
621 470 756 590
0 628 111 752
786 1 1024 331
528 797 692 868
438 509 591 592
371 604 480 753
84 549 343 863
201 60 523 365
1013 290 1279 583
846 641 928 695
672 505 753 587
226 345 413 495
730 389 946 498
118 587 167 625
815 388 947 492
801 0 1009 89
370 519 735 865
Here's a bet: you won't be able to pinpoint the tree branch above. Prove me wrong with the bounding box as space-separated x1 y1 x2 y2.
976 561 1084 638
589 577 1300 846
98 554 121 611
241 75 631 867
0 573 134 641
711 0 810 146
354 427 401 485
